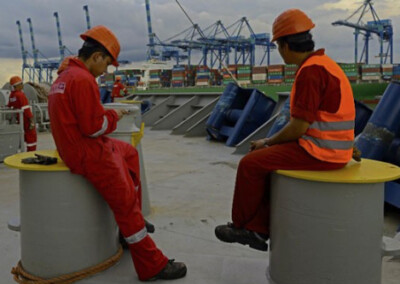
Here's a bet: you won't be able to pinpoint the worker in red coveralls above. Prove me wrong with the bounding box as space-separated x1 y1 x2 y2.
57 56 77 75
48 25 186 281
111 76 128 102
8 76 37 151
215 9 357 251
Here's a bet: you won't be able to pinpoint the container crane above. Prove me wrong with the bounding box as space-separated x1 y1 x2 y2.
16 20 31 81
83 5 91 30
53 12 65 60
26 18 58 83
144 0 158 59
332 0 393 64
26 18 41 82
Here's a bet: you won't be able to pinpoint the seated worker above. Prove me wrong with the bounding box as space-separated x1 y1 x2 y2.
8 76 37 151
111 76 128 102
48 25 186 281
215 9 356 251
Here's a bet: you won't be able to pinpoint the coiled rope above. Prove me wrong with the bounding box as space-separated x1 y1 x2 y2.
11 246 123 284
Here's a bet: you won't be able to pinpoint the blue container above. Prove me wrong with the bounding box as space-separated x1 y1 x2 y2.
206 83 240 140
225 90 276 146
356 81 400 160
206 83 276 146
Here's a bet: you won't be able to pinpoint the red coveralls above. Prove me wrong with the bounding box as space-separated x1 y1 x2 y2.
48 59 168 280
8 90 37 151
232 49 354 236
111 81 127 102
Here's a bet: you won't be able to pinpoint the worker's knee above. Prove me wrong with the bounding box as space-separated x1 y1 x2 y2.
238 154 259 172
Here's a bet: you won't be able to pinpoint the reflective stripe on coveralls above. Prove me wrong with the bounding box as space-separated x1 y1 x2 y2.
21 105 31 111
89 116 109 137
125 227 148 244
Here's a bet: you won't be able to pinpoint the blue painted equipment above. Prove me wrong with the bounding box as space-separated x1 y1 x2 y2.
267 96 290 137
206 83 276 146
354 100 373 136
141 100 152 114
355 81 400 209
355 82 400 160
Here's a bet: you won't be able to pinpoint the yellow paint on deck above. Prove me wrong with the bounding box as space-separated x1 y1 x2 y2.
119 100 143 104
276 158 400 183
4 149 68 171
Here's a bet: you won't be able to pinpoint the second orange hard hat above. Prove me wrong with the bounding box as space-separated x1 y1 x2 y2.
10 76 23 86
80 25 120 67
272 9 315 42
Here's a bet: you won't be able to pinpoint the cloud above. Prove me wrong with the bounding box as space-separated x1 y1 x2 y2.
0 0 398 82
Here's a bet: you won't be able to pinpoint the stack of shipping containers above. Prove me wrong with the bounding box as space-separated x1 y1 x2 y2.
237 65 252 85
339 63 360 83
381 64 394 78
160 70 172 87
284 64 297 84
223 65 238 85
149 69 161 88
211 69 223 86
196 66 211 87
251 66 267 84
171 66 186 87
361 64 381 82
267 64 284 84
186 66 196 87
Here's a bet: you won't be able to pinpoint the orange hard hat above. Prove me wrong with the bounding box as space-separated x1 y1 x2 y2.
271 9 315 42
80 25 120 67
10 76 23 86
57 56 76 74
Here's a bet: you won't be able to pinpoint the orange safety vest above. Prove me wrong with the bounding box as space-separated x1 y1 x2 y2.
290 54 355 163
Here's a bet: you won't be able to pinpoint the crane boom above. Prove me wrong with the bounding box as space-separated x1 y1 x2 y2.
26 18 38 66
83 5 91 30
144 0 156 59
53 12 65 59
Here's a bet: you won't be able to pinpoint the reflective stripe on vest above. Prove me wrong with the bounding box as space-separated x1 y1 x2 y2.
89 115 108 138
291 53 355 163
309 120 355 131
301 135 354 150
21 105 31 111
125 227 147 244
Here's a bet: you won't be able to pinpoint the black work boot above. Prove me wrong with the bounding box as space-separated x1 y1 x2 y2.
145 219 155 233
215 222 269 251
144 259 187 281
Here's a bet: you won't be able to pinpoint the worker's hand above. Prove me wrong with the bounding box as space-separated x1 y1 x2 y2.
352 145 362 162
29 120 35 130
250 138 268 152
114 108 129 120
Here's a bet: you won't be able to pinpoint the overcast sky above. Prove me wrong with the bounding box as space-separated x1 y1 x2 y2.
0 0 399 84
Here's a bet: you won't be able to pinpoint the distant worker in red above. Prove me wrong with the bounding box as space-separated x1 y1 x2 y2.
8 76 37 151
48 25 186 281
215 9 356 251
111 76 128 102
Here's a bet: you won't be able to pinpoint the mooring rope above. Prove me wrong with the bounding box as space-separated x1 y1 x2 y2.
11 246 123 284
